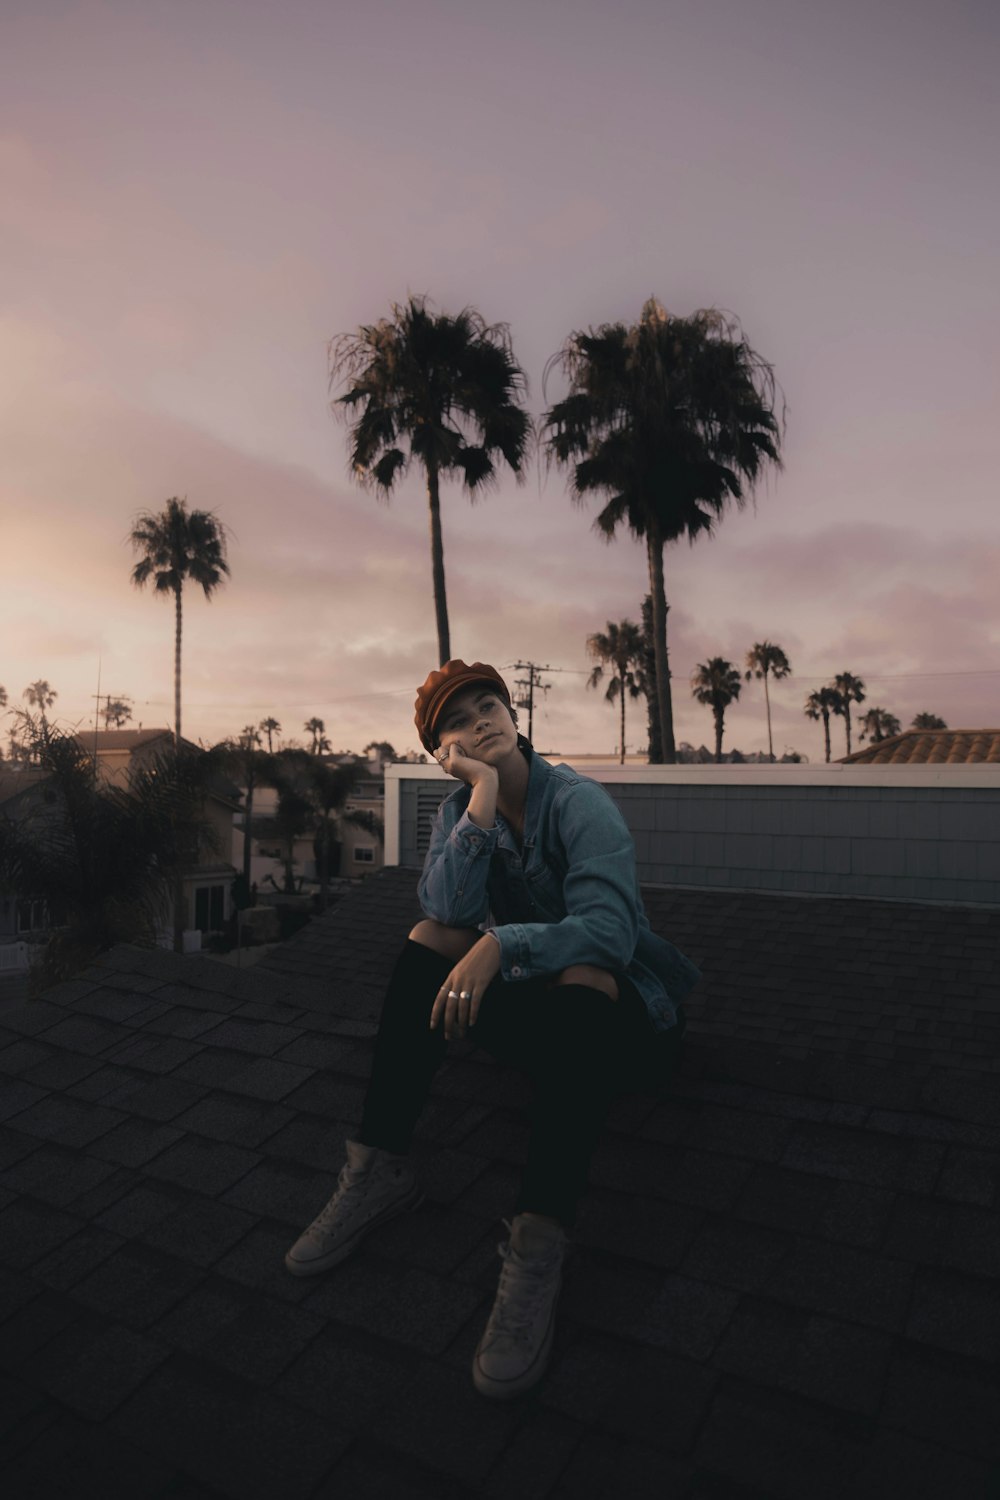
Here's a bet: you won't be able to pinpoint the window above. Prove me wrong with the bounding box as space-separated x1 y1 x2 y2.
194 885 225 932
353 847 375 864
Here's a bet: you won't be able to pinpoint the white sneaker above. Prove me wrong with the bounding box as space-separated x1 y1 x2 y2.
284 1139 423 1276
472 1214 568 1399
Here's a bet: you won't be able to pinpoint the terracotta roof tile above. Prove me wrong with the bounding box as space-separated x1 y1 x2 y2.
840 729 1000 765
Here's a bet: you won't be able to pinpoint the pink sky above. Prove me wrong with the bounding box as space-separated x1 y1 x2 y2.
2 0 998 760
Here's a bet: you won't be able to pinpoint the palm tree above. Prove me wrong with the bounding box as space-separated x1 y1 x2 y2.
831 672 866 756
304 756 359 910
24 680 58 729
691 657 742 762
216 729 270 893
330 294 531 665
586 620 644 765
804 686 841 763
128 497 230 748
637 595 662 763
744 641 791 762
912 713 947 729
259 717 281 753
544 299 783 762
102 697 133 729
304 717 331 756
859 708 901 743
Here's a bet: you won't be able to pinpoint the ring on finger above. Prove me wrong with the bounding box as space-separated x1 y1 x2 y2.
460 990 471 1001
447 989 460 999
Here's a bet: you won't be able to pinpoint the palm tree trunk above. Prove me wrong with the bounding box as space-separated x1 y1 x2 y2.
619 674 626 765
714 706 724 763
845 706 852 755
764 672 774 761
646 529 675 762
426 460 451 666
174 585 183 748
823 712 831 764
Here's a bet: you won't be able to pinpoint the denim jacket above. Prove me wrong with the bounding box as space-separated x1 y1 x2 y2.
417 748 700 1033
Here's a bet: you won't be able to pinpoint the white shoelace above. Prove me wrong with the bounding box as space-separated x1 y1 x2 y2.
488 1218 564 1344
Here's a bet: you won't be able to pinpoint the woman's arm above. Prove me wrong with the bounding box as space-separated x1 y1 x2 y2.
417 793 497 929
490 782 641 979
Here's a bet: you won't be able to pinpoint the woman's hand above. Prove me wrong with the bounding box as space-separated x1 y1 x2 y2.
435 740 498 787
429 934 503 1040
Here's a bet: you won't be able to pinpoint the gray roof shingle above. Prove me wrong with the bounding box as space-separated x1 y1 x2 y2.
0 868 998 1497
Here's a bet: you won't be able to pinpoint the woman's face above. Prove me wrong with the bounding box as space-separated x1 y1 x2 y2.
435 686 518 763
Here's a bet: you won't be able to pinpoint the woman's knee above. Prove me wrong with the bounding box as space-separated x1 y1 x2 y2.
552 964 619 1001
408 919 480 961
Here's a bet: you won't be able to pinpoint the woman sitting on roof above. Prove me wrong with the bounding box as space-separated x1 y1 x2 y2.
284 658 700 1399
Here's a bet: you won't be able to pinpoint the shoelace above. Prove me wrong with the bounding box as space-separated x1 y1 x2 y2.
309 1162 368 1236
488 1218 563 1344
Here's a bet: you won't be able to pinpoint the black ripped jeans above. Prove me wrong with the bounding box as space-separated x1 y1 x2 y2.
359 939 686 1228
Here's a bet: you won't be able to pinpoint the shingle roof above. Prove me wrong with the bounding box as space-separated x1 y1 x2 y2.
840 728 1000 765
1 870 998 1497
73 729 176 752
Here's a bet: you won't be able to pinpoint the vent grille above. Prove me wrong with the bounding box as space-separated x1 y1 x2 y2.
416 786 450 857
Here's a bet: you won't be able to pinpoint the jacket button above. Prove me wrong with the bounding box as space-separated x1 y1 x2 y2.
511 965 523 977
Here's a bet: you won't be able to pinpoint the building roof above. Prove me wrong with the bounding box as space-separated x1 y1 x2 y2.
74 729 177 752
840 728 1000 765
0 871 997 1496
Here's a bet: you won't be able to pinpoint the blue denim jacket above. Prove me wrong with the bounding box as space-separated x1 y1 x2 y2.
417 748 700 1033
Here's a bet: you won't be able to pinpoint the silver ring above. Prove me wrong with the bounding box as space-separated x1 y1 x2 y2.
460 991 471 1001
447 990 460 999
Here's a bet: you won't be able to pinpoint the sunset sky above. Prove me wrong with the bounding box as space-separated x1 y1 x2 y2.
3 0 998 762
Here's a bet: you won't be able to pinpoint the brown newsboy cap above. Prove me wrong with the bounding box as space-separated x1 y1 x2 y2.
414 660 512 752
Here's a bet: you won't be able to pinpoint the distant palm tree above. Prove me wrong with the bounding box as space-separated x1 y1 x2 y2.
0 685 7 709
859 708 901 743
691 657 742 762
804 686 841 763
128 497 229 748
544 299 783 761
259 717 281 753
216 731 270 892
304 756 359 910
744 641 791 762
24 680 57 729
912 713 947 730
304 717 331 756
330 294 531 665
102 697 133 729
831 672 866 756
586 620 644 765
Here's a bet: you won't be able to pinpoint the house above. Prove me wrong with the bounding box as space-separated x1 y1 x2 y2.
72 729 240 943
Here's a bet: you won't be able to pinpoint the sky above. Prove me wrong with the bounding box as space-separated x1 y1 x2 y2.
2 0 998 761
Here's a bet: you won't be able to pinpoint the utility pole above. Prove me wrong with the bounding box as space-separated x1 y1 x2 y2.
512 661 551 744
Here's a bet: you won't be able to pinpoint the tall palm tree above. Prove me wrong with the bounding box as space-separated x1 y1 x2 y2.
128 497 229 748
586 620 644 765
744 641 792 762
24 680 58 729
544 299 783 762
259 717 281 753
330 294 531 665
912 713 947 729
691 657 742 763
304 717 331 756
804 686 841 763
831 672 866 756
859 707 901 743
